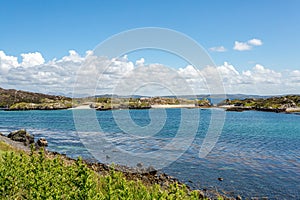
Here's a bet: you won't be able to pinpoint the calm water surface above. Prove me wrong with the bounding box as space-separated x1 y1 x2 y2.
0 109 299 199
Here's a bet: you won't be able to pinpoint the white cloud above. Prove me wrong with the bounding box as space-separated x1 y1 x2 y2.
209 46 227 52
0 50 19 73
135 58 145 66
60 50 83 63
1 50 299 95
20 52 45 68
248 38 263 46
233 38 263 51
233 41 252 51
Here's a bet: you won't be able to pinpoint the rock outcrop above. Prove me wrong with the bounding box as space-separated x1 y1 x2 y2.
7 129 34 146
36 138 48 147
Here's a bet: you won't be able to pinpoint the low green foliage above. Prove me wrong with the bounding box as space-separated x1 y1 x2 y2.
219 95 300 109
0 149 204 199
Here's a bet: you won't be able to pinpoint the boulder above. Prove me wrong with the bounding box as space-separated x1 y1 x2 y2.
146 166 157 175
36 138 48 147
7 129 34 146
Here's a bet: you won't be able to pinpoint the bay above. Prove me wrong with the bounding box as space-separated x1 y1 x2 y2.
0 109 299 199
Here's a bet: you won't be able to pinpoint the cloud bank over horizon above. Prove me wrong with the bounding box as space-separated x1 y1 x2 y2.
0 50 299 96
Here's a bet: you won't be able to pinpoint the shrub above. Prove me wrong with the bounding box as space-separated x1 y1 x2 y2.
0 149 204 199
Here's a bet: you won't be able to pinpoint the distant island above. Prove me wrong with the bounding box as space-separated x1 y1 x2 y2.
218 95 300 113
1 87 300 113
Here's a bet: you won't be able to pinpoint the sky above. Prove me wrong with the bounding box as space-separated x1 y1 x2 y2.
0 0 300 96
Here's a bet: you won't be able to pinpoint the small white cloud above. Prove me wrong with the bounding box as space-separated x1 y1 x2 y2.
21 52 45 68
248 38 263 46
60 50 83 63
233 41 252 51
209 46 227 52
135 58 145 66
233 38 263 51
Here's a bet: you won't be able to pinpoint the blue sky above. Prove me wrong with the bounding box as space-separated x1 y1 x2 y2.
1 0 299 70
0 1 300 95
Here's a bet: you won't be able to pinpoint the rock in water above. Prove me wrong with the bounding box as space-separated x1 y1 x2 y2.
36 138 48 147
7 129 34 146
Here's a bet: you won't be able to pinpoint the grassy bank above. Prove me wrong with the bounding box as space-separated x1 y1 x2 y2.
0 142 216 200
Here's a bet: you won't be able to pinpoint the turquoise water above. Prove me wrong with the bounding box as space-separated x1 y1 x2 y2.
0 109 299 199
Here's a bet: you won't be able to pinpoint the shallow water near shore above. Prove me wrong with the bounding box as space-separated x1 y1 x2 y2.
0 109 299 199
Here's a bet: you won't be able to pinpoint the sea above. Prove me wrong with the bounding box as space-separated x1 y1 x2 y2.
0 108 299 199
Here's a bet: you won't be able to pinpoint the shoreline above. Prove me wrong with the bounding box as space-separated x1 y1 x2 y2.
0 133 234 200
220 105 300 114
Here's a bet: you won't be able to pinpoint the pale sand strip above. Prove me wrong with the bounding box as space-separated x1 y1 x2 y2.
151 104 196 109
286 107 300 112
68 105 92 110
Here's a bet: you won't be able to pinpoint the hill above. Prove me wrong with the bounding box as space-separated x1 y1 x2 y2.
0 87 72 110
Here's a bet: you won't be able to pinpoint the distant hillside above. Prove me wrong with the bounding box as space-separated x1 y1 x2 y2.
0 87 71 109
218 95 300 113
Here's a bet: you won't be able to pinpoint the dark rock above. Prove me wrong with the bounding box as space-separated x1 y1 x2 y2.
36 138 48 147
236 195 242 200
7 129 34 146
0 132 4 136
218 177 223 181
146 166 157 175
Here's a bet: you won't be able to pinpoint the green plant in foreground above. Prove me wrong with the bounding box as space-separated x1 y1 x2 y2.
0 148 208 200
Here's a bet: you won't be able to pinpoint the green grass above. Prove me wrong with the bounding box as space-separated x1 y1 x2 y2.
0 143 212 199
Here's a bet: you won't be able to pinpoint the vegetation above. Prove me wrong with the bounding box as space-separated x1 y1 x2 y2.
0 87 72 110
218 95 300 111
93 97 211 110
0 144 209 200
0 87 212 110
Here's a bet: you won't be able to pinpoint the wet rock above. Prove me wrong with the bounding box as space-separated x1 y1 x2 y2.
7 129 34 146
146 166 157 175
36 138 48 147
236 195 242 200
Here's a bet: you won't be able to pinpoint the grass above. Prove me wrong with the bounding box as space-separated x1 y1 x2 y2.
0 141 22 156
0 142 216 200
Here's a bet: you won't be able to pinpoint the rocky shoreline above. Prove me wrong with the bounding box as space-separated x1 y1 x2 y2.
0 129 237 200
218 95 300 114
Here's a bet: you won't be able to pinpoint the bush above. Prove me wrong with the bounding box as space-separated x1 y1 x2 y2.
0 149 203 199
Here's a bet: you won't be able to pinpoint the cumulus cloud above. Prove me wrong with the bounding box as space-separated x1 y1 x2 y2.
135 58 145 66
0 50 299 95
233 41 252 51
0 50 19 73
20 52 45 68
248 38 263 46
233 38 263 51
209 46 227 52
